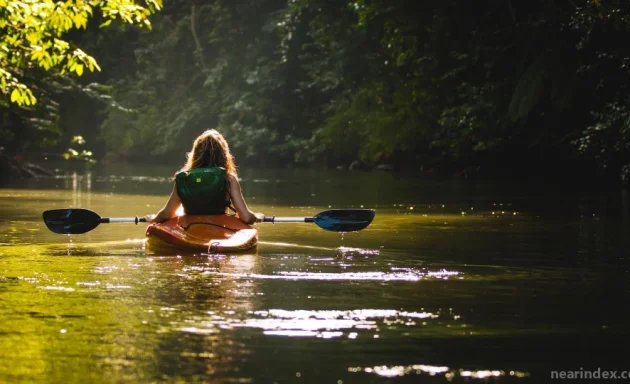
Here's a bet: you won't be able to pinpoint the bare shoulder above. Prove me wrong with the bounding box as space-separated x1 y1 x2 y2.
226 173 240 187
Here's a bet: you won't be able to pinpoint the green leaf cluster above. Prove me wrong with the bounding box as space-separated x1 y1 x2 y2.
1 0 162 106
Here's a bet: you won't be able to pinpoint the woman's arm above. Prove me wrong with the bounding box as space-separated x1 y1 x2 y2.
145 185 181 223
227 174 263 224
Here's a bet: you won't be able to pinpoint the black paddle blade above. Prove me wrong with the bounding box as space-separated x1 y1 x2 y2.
313 209 376 232
43 209 102 234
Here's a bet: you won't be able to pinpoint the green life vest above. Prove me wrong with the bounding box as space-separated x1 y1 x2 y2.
175 167 228 215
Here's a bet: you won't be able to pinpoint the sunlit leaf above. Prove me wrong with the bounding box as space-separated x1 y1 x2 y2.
10 88 20 102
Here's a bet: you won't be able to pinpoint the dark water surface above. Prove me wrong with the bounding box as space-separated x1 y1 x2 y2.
0 165 628 383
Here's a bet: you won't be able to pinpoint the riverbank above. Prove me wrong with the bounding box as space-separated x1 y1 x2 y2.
5 148 627 194
0 150 55 185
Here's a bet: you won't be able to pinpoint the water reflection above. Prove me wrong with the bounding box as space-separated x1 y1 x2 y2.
1 167 629 382
350 364 529 380
63 171 93 208
202 269 460 281
141 254 262 381
178 308 446 338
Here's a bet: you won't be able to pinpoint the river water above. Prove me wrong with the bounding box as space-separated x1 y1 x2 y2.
0 164 628 383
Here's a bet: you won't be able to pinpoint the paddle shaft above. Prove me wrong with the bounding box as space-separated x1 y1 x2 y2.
43 208 374 234
263 217 314 223
101 217 148 224
111 217 301 224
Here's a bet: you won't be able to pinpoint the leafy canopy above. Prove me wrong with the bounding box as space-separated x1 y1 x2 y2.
0 0 162 106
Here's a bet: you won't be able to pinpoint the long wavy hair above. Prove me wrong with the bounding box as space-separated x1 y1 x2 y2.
177 129 238 178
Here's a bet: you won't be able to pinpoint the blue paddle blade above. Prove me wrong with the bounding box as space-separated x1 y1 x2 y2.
43 209 102 234
312 209 375 232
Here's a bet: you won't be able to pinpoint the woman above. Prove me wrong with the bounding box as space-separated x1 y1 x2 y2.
145 129 263 224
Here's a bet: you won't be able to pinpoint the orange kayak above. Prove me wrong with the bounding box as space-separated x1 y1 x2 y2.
145 215 258 253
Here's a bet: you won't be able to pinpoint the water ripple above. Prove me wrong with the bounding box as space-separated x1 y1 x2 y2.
349 364 529 380
176 308 457 339
202 269 460 281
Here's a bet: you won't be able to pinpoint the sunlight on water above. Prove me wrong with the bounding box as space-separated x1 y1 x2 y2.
258 241 337 251
201 269 460 281
350 364 529 380
336 246 380 257
176 308 449 338
36 286 75 292
0 169 628 382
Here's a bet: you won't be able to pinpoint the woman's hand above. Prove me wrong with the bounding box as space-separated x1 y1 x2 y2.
144 214 157 223
227 174 265 224
145 186 182 224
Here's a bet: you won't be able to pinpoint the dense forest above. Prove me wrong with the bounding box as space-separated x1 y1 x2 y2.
1 0 630 183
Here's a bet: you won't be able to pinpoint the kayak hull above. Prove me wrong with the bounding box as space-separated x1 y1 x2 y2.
145 215 258 253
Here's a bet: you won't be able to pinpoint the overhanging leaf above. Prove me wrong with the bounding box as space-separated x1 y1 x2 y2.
508 55 547 121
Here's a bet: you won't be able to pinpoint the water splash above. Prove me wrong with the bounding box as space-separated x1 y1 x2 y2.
336 246 380 258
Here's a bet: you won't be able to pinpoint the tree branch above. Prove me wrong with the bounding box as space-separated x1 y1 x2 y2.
190 0 207 71
507 0 517 25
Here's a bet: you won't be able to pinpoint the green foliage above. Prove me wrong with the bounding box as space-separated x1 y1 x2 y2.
98 0 290 162
0 0 162 106
63 135 96 163
574 100 630 170
0 0 161 158
88 0 630 179
567 0 630 180
508 56 547 122
3 0 630 183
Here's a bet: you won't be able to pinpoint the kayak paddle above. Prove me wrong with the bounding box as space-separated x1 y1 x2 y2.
43 208 375 234
263 209 375 232
43 208 147 235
